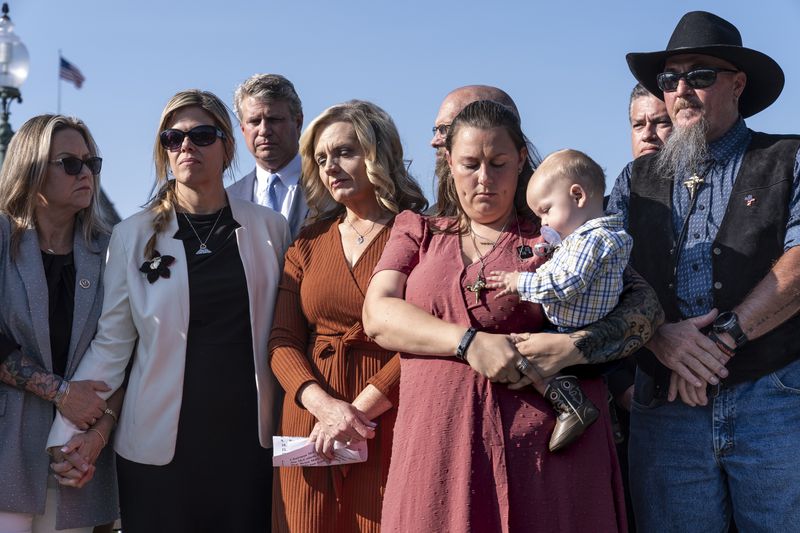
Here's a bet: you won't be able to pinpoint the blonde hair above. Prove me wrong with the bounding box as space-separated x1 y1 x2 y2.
144 89 236 259
232 73 302 122
533 149 606 199
0 114 110 257
299 100 427 223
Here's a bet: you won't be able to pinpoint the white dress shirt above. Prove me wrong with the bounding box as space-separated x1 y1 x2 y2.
254 154 302 220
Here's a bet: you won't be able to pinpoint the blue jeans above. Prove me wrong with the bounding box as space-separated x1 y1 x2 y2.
628 357 800 533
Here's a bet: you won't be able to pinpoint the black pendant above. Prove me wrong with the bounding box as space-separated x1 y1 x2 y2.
517 244 533 260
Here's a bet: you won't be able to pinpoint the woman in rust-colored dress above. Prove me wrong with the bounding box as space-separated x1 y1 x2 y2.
364 100 662 532
269 100 427 532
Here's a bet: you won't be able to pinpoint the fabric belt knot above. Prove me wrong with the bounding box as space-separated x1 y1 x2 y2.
312 322 372 400
311 322 374 501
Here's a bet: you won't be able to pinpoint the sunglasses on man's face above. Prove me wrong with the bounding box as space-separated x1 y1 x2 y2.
159 125 225 150
656 67 739 93
50 156 103 176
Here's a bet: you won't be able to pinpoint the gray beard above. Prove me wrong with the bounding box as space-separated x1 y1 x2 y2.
654 117 709 179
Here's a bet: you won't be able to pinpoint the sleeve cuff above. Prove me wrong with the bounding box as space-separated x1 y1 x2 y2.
46 411 82 450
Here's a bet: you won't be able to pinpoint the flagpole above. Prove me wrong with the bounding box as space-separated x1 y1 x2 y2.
57 50 61 114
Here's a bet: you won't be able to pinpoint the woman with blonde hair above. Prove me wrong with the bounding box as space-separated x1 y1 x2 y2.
270 100 427 532
0 114 119 532
47 90 290 532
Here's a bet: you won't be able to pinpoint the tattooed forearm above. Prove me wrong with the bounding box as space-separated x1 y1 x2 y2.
0 349 64 402
573 266 664 364
736 246 800 340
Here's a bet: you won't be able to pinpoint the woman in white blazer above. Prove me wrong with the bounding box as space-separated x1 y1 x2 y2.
0 115 120 532
48 90 290 532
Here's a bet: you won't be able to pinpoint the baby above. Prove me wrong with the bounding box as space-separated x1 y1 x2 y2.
487 149 632 452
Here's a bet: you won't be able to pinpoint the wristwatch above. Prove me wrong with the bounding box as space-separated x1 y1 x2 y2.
712 311 748 348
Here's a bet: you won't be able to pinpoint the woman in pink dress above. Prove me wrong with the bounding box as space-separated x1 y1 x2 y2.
364 100 661 532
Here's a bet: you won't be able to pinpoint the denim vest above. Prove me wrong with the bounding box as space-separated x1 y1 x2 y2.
629 132 800 390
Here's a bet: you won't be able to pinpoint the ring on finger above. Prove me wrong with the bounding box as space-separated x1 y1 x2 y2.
515 358 532 373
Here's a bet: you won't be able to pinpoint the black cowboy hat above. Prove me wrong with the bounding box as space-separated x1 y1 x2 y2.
626 11 784 118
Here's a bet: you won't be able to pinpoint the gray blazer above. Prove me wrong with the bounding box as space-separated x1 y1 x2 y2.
227 167 309 239
0 216 118 529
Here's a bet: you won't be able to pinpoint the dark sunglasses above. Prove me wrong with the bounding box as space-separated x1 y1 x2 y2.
656 67 739 93
431 123 451 137
159 125 225 150
50 156 103 176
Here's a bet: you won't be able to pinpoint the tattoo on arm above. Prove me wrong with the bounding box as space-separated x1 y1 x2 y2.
748 297 797 336
0 349 63 402
572 266 664 364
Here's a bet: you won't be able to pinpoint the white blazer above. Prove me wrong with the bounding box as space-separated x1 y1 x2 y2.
47 196 290 465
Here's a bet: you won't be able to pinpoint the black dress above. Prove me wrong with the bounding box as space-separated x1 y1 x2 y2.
41 250 75 378
117 207 272 533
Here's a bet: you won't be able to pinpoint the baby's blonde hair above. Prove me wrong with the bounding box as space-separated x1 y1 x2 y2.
530 149 605 201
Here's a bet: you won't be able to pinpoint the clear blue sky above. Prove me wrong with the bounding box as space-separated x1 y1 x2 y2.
9 0 800 218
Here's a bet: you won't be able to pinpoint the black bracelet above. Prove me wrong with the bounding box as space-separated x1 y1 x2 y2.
708 330 736 358
456 327 478 361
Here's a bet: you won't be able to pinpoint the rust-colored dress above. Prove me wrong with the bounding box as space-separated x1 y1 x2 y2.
269 217 399 533
375 211 627 533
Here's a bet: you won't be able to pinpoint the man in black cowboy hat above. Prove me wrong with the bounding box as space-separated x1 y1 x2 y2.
607 10 800 532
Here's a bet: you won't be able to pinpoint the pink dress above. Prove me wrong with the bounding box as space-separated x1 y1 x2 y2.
374 211 626 533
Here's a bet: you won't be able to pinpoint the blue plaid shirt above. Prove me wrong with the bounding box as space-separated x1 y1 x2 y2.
607 118 800 318
517 214 632 330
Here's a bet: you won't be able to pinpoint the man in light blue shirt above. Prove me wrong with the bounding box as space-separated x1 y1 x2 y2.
228 74 309 239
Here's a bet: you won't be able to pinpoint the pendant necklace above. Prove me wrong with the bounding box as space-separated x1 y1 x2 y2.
182 208 224 255
346 216 376 245
470 225 496 246
684 174 705 201
513 210 534 260
672 163 710 278
465 218 508 304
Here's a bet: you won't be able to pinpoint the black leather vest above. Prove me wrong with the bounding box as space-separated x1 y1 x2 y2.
628 132 800 386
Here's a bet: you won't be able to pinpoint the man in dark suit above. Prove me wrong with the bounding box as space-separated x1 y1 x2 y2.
228 74 309 239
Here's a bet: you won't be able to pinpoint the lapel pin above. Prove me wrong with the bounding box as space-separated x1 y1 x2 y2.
744 194 756 207
79 279 91 289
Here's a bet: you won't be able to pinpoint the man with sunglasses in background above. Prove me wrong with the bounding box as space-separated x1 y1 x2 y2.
607 11 800 532
228 74 309 239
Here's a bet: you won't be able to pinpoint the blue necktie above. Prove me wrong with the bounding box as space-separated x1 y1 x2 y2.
267 175 280 212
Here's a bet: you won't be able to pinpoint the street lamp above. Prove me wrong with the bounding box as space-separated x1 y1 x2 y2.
0 2 29 166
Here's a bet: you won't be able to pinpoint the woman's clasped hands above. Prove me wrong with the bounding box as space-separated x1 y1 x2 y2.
307 397 376 461
461 331 526 384
56 379 111 430
49 428 108 488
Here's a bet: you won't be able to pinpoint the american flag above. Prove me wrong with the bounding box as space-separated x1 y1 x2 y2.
59 57 85 89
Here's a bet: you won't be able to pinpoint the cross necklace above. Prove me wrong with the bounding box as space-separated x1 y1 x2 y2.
465 218 508 304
